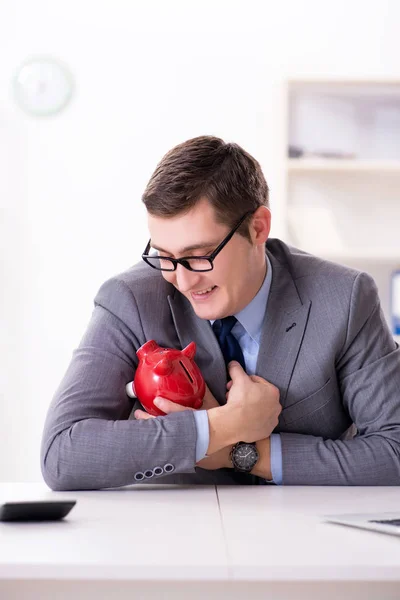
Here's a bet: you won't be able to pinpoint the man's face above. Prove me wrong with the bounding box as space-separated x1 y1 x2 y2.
147 198 267 320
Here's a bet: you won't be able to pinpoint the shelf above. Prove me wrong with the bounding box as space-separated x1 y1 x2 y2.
287 158 400 172
286 79 400 332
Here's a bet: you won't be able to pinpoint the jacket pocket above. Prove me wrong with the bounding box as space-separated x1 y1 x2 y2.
281 377 337 426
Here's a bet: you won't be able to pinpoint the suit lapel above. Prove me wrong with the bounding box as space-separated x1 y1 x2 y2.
256 250 311 408
168 292 227 405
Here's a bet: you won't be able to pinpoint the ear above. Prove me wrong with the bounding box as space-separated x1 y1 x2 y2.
137 340 159 360
182 341 196 360
250 206 271 245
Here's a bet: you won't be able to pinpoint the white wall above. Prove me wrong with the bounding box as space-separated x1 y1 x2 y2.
1 0 399 481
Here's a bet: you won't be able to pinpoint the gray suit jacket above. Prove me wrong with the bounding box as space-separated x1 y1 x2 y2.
40 239 400 490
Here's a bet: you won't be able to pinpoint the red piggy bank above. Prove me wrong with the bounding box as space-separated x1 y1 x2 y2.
126 340 205 416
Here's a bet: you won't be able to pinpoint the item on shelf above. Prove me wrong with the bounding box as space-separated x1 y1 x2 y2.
288 145 304 158
126 340 205 416
287 146 356 160
310 150 357 159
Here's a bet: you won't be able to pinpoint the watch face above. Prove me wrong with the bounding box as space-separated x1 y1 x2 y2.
232 443 259 471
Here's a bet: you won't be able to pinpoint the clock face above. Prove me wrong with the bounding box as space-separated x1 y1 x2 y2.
13 57 74 116
233 444 259 471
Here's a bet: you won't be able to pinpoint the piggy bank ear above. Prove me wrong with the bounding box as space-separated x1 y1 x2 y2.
182 341 196 360
137 340 159 360
154 358 173 376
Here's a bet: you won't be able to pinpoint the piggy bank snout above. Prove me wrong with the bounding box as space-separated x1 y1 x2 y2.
153 358 174 376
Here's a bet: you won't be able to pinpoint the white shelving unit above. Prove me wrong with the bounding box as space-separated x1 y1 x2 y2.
284 80 400 342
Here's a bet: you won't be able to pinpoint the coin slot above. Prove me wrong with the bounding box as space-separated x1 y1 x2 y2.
179 360 193 383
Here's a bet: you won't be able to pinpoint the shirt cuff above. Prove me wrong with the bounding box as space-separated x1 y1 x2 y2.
269 433 283 485
193 410 210 462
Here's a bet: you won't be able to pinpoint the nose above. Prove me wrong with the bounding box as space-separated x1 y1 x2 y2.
174 263 202 293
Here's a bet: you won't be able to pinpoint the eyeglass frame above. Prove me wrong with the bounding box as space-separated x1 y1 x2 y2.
141 209 255 272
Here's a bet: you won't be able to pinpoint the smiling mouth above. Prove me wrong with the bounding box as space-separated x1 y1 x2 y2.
191 285 217 299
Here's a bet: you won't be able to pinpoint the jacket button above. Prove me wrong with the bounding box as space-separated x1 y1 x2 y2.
144 470 154 478
134 472 144 481
163 463 174 473
152 466 163 476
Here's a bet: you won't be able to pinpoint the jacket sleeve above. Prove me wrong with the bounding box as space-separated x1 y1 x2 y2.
280 271 400 485
40 277 197 491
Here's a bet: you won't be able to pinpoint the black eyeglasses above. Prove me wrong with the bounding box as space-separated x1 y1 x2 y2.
142 210 254 272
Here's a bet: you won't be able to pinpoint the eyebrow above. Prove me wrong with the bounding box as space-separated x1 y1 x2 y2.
151 241 219 255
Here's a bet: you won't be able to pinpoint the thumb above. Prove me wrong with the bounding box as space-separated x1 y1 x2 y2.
153 396 193 413
227 360 245 381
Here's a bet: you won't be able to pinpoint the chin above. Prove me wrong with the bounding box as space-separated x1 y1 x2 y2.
192 304 230 322
191 306 217 320
184 287 231 321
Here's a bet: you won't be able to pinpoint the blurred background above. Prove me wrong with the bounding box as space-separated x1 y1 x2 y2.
1 0 400 481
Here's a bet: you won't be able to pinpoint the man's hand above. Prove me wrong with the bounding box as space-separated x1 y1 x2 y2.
206 361 281 454
134 384 219 420
225 361 281 441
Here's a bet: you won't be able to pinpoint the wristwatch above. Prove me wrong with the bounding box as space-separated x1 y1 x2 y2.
230 441 259 473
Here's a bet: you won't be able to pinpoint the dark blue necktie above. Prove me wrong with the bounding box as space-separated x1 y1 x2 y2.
212 316 246 373
213 317 259 484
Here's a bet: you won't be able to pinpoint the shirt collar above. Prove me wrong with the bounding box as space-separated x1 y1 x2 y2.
234 254 272 344
209 255 272 344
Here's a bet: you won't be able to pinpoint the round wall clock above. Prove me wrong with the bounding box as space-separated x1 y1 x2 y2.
13 56 74 116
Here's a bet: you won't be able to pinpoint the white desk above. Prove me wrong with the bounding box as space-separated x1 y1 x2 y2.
1 483 400 599
218 485 400 599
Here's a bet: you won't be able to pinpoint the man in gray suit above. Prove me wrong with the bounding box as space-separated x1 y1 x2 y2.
41 136 400 490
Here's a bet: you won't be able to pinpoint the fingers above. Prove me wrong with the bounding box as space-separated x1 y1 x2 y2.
135 396 194 418
227 360 246 381
249 374 270 386
226 367 267 386
154 396 193 414
227 365 268 388
135 389 213 418
134 409 155 420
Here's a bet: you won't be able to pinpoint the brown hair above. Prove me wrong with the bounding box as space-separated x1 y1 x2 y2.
142 135 269 241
